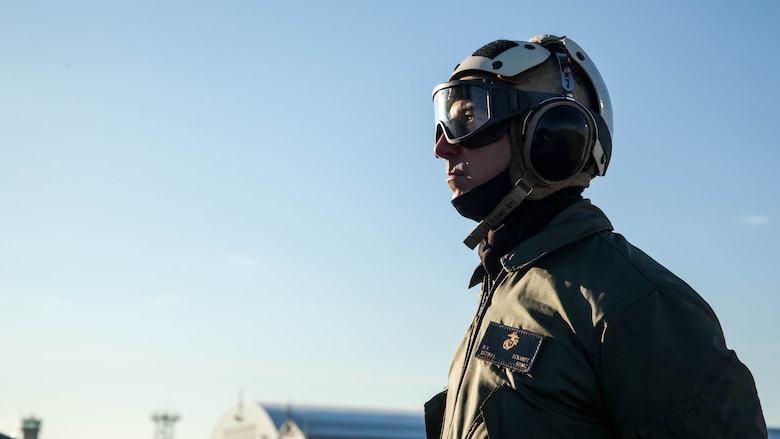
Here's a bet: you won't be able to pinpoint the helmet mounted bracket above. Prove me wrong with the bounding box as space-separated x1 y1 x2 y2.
555 50 575 97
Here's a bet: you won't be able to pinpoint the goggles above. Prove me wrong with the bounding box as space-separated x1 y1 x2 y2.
432 79 532 148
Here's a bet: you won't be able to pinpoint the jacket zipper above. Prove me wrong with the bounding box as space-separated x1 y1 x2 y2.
446 272 499 438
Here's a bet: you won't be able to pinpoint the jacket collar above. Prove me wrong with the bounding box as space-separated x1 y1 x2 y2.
469 199 613 288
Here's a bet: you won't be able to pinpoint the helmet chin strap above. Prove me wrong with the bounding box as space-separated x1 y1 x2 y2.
462 115 595 250
463 173 536 250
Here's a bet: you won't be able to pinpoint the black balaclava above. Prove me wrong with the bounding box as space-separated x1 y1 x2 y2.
451 168 513 222
479 186 583 277
452 169 583 277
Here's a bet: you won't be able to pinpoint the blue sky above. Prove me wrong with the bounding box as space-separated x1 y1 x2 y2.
1 1 778 438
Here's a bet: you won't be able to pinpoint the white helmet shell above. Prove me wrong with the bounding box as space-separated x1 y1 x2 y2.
449 35 613 176
450 41 552 80
531 35 614 141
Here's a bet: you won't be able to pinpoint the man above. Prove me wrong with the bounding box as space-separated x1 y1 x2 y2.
425 35 766 438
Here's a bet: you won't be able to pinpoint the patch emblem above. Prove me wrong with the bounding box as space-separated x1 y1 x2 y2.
475 322 544 373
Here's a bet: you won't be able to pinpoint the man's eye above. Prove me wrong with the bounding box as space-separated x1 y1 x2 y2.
453 114 473 123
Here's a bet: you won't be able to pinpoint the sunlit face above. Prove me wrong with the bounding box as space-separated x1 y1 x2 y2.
433 132 511 199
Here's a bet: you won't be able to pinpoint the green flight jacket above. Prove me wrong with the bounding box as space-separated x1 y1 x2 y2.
425 200 766 438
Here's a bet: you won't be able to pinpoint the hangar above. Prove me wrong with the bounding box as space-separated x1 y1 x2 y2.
209 400 425 439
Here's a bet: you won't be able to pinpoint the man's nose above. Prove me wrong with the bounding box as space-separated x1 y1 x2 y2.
434 134 461 159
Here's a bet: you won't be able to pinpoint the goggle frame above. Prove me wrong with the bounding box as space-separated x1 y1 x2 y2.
432 79 534 148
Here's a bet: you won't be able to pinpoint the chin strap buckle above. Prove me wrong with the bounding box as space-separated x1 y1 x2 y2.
463 177 535 250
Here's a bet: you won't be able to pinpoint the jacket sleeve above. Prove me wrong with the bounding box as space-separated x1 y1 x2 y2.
596 286 766 438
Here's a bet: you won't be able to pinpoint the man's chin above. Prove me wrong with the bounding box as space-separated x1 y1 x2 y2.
451 189 470 200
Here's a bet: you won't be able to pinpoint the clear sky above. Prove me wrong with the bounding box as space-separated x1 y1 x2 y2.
1 1 778 438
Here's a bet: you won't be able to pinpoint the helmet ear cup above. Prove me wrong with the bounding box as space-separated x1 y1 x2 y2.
522 99 597 182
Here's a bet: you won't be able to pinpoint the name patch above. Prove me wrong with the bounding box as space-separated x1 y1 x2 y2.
475 322 544 373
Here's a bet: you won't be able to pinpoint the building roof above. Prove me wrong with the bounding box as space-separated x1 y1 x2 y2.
262 404 424 439
209 401 425 439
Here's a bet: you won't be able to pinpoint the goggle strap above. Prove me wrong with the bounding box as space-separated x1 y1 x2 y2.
463 176 536 250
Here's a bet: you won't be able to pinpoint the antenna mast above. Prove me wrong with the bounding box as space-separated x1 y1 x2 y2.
151 410 180 439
